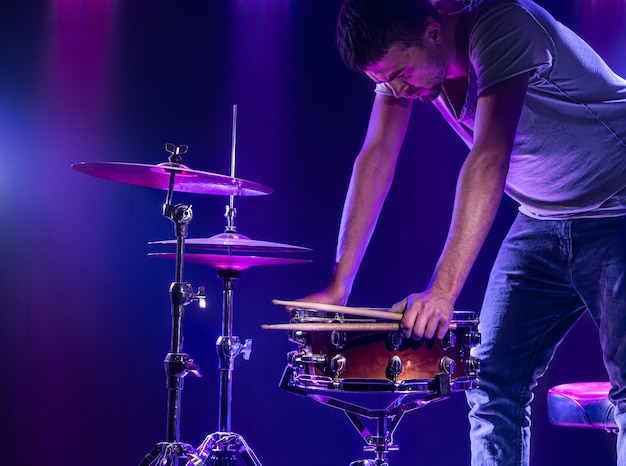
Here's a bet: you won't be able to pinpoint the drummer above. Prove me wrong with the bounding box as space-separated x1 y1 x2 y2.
298 0 626 465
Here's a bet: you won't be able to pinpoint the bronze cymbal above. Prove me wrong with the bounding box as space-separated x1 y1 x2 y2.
72 161 272 196
149 232 311 253
149 252 311 271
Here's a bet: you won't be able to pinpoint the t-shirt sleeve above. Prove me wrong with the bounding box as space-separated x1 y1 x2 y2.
374 82 395 96
470 2 554 94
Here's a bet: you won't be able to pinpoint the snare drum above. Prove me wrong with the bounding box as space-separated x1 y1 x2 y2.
285 309 480 394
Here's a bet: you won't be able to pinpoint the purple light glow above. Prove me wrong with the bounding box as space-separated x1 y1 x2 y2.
43 0 117 139
577 0 626 73
2 1 622 465
547 381 616 430
549 381 611 399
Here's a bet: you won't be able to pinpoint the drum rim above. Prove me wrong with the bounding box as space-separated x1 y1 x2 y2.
291 308 477 322
288 373 479 394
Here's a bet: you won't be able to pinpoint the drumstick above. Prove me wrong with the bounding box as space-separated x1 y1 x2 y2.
261 322 400 331
271 299 461 331
272 299 404 321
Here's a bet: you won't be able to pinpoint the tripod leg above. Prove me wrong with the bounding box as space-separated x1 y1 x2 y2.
209 450 237 466
350 460 389 466
139 442 206 466
182 444 207 466
139 443 164 466
195 432 262 466
235 434 263 466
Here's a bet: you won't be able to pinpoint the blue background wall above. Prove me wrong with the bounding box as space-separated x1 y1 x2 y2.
1 1 625 464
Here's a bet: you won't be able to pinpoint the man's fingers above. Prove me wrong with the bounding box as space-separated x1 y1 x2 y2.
423 317 441 340
436 322 450 340
390 300 407 314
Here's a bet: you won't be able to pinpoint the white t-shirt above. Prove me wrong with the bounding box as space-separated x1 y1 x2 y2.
376 0 626 219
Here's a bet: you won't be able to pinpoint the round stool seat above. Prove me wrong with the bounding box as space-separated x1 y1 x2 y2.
547 382 617 432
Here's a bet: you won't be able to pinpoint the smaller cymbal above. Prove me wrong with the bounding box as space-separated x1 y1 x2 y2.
149 232 311 253
149 253 311 271
72 161 272 196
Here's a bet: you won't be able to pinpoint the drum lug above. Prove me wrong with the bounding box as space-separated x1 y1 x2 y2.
440 331 457 351
466 331 481 348
330 354 347 380
385 355 403 383
386 331 403 351
469 356 481 374
288 330 308 345
330 331 347 349
439 356 457 375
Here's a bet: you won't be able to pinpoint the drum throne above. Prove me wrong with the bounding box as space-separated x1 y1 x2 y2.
547 381 617 433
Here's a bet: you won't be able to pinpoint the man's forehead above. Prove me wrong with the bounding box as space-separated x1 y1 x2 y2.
364 45 409 83
363 64 388 83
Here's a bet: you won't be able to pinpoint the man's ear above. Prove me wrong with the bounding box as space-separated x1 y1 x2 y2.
424 20 443 44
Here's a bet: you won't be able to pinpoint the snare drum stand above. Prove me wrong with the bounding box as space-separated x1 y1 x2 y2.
194 205 262 466
281 368 451 466
140 145 207 466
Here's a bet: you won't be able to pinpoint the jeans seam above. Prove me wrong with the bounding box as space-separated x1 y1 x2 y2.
515 297 576 466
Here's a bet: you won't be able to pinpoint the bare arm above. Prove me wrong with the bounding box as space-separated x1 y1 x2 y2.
400 72 529 339
308 93 412 305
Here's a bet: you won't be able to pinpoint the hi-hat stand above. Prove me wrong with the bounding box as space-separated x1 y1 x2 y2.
194 105 262 466
193 263 262 465
140 144 207 466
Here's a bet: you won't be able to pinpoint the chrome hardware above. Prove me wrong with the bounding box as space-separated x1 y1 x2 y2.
330 354 347 376
288 350 328 367
241 339 253 361
288 330 308 345
330 330 347 349
386 331 403 351
469 356 481 373
298 353 328 365
466 331 481 348
439 356 457 375
440 331 457 351
385 355 403 383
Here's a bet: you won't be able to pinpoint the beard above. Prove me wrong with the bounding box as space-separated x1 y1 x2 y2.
418 82 444 102
409 49 446 102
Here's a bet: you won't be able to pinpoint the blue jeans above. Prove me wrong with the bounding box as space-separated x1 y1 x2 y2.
466 213 626 466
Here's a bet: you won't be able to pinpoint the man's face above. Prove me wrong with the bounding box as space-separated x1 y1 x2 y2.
364 42 447 102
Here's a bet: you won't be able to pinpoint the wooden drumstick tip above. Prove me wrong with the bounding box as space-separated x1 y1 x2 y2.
272 298 296 311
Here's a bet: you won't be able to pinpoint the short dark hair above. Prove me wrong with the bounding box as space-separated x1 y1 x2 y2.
336 0 441 72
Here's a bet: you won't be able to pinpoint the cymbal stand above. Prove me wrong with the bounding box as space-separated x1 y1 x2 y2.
195 105 262 466
280 368 451 466
140 144 207 466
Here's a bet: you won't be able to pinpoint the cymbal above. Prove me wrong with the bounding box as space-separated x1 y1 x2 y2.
72 161 272 196
149 232 311 253
149 253 311 271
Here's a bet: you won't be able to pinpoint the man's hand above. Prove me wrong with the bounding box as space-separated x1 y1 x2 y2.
288 283 348 312
396 290 455 340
